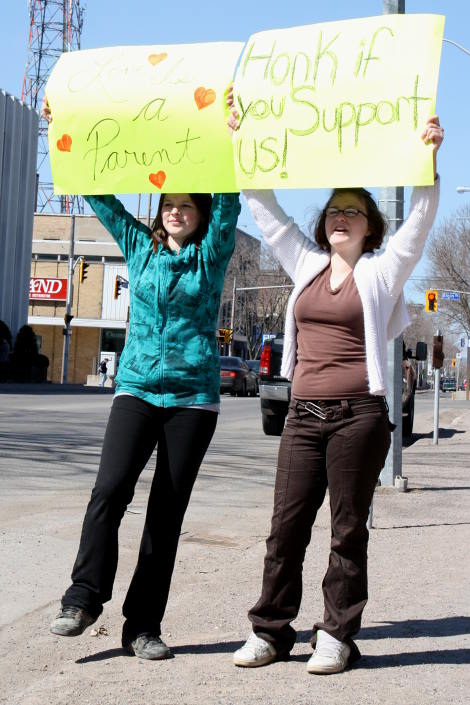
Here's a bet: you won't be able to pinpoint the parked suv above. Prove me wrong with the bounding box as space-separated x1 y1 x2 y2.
259 335 427 438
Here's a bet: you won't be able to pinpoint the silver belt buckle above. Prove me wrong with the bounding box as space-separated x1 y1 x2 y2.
303 401 328 420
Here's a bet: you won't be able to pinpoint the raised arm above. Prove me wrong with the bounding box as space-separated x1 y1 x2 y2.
375 116 443 296
84 195 151 261
203 193 241 266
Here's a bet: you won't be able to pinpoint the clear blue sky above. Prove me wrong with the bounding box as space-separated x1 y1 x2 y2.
1 1 469 301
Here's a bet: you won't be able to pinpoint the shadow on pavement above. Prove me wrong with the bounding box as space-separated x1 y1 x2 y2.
75 618 470 665
357 616 470 640
76 641 247 663
408 487 470 492
374 521 470 529
76 648 128 663
403 427 465 447
357 648 470 668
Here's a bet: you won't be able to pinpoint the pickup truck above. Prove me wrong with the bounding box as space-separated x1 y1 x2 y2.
259 334 426 438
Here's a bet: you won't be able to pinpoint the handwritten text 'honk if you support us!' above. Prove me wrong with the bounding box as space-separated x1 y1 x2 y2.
235 26 432 179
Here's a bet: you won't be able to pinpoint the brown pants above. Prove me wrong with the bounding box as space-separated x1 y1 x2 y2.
249 396 391 662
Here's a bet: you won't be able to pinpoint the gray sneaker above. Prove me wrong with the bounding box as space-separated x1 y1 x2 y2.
122 632 173 660
50 605 97 637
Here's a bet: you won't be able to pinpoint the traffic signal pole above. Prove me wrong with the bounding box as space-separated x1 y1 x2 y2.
377 0 406 489
433 367 440 444
432 331 444 445
61 215 76 384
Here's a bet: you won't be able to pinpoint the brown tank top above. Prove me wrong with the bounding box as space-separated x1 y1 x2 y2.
291 265 369 399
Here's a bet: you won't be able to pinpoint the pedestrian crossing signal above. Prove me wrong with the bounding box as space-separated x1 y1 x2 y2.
425 289 438 313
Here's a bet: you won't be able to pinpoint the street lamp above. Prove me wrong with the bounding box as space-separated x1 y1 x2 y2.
457 187 470 193
443 38 470 57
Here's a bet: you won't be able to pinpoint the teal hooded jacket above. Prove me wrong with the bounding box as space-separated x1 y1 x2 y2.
85 193 241 407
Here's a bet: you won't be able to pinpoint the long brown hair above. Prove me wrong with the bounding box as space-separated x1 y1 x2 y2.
312 188 387 254
149 193 213 252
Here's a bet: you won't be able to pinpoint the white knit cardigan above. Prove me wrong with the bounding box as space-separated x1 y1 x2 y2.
244 180 440 396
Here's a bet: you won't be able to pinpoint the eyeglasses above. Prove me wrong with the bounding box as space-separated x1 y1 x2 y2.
325 207 367 219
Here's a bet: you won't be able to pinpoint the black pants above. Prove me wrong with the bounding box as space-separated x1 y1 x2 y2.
62 395 217 636
249 397 391 662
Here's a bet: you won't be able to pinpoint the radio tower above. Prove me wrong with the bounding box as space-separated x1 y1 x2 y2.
22 0 85 213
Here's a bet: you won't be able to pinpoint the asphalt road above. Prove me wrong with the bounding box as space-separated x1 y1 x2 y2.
0 392 279 495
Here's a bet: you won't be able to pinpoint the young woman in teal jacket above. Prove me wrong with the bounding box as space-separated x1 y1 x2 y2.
43 91 240 658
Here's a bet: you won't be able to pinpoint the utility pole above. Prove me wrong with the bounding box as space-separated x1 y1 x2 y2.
61 215 76 383
379 0 405 487
229 278 236 356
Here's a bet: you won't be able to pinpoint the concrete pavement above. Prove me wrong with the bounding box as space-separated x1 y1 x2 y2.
0 391 469 705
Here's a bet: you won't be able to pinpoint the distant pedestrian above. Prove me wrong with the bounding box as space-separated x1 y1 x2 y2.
42 96 240 660
228 93 444 674
98 358 108 388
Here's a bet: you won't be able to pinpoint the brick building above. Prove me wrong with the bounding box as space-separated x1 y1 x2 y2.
29 209 259 383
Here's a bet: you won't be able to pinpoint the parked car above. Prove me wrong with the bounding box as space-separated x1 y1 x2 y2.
440 377 457 392
220 356 258 397
246 359 260 394
258 334 426 437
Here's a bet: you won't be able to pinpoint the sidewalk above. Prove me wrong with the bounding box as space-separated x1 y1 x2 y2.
0 398 469 705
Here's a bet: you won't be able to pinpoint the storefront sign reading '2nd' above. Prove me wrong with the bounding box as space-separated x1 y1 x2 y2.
30 278 68 301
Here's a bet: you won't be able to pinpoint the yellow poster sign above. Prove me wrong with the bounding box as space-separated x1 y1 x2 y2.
46 15 444 194
47 42 243 194
233 14 444 189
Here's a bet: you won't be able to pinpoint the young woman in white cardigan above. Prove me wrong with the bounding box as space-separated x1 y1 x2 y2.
230 108 443 673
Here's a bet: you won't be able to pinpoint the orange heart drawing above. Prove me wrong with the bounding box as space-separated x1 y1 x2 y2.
194 86 216 110
149 171 166 189
57 134 72 152
148 52 167 66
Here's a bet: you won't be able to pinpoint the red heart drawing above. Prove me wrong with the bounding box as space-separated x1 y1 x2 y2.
194 86 216 110
148 52 168 66
149 171 166 189
57 134 72 152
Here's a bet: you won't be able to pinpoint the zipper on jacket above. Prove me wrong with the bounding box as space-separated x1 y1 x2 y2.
158 256 169 406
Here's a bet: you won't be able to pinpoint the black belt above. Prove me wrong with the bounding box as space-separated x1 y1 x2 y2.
293 396 387 421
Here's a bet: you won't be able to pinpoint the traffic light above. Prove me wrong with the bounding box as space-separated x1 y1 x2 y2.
425 289 438 313
113 275 122 300
79 259 89 283
218 328 233 344
452 358 456 367
432 334 444 369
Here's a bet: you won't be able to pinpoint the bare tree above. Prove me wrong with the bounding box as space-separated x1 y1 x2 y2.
220 234 291 359
403 303 435 352
424 203 470 335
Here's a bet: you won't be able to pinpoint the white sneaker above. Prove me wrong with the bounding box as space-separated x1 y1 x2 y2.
307 629 350 674
233 632 277 667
